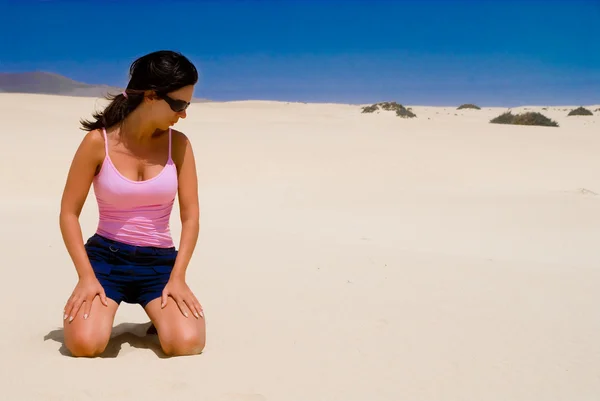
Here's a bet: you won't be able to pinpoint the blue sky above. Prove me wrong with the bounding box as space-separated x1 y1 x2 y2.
1 0 599 106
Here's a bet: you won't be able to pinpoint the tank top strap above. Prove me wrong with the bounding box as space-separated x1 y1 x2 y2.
168 128 173 163
101 127 109 156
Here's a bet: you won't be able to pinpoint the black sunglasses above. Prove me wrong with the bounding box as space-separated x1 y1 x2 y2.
158 93 190 112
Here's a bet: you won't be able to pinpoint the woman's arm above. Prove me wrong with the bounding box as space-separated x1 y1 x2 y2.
161 129 203 318
59 130 104 280
171 130 200 280
59 129 109 320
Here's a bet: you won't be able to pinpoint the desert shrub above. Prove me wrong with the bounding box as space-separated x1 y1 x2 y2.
396 106 416 118
490 111 559 127
489 112 515 124
361 104 379 113
380 101 402 111
457 104 481 110
513 112 559 126
362 102 417 118
567 106 593 116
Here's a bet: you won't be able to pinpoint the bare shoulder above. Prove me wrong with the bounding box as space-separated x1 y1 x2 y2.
170 129 195 169
60 129 107 214
171 128 191 147
75 129 106 166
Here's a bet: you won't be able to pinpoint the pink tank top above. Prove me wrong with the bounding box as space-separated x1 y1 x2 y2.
93 127 178 248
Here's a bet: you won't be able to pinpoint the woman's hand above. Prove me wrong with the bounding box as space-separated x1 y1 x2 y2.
63 276 108 322
161 277 204 319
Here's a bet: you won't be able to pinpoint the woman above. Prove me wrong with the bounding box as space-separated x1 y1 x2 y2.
59 50 205 357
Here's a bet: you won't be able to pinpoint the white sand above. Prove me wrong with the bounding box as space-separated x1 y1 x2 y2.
0 94 599 400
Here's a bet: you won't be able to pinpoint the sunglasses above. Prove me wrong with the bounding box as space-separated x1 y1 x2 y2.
158 92 190 112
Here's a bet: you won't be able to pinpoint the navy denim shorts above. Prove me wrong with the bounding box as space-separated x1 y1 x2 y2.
84 234 178 308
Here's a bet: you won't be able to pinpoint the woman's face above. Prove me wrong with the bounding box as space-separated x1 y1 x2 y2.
150 85 195 129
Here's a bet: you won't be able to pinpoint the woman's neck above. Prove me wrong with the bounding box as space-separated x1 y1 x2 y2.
119 109 159 143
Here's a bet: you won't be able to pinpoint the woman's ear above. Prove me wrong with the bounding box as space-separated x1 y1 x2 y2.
144 90 159 102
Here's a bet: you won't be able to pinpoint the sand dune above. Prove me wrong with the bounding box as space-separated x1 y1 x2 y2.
0 93 599 400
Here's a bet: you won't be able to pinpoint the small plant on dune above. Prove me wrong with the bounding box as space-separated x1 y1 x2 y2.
489 111 515 124
490 111 559 127
396 106 416 118
361 104 379 113
361 102 417 118
567 106 593 116
513 112 559 126
457 104 481 110
379 101 402 111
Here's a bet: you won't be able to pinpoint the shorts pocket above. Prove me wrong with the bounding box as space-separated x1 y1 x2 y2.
154 247 177 255
86 246 116 266
92 261 113 276
151 265 173 275
85 234 105 248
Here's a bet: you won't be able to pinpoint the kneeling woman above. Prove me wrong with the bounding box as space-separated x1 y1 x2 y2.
59 50 205 357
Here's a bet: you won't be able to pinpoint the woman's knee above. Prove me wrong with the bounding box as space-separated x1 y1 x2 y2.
64 327 110 357
160 327 205 356
61 296 118 357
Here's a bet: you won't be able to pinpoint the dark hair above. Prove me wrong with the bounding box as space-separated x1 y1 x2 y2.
80 50 198 131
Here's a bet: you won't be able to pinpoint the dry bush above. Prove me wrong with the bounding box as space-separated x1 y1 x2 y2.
361 102 417 118
490 111 559 127
567 107 593 116
457 104 481 110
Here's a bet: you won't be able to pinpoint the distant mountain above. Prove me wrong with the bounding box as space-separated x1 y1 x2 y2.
0 71 210 102
0 71 122 98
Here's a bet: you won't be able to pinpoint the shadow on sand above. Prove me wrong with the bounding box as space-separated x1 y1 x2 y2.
43 322 168 358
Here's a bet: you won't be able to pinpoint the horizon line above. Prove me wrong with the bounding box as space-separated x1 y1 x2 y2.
1 92 598 110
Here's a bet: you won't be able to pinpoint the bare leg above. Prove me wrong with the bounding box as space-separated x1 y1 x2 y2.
63 297 119 357
144 298 205 357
